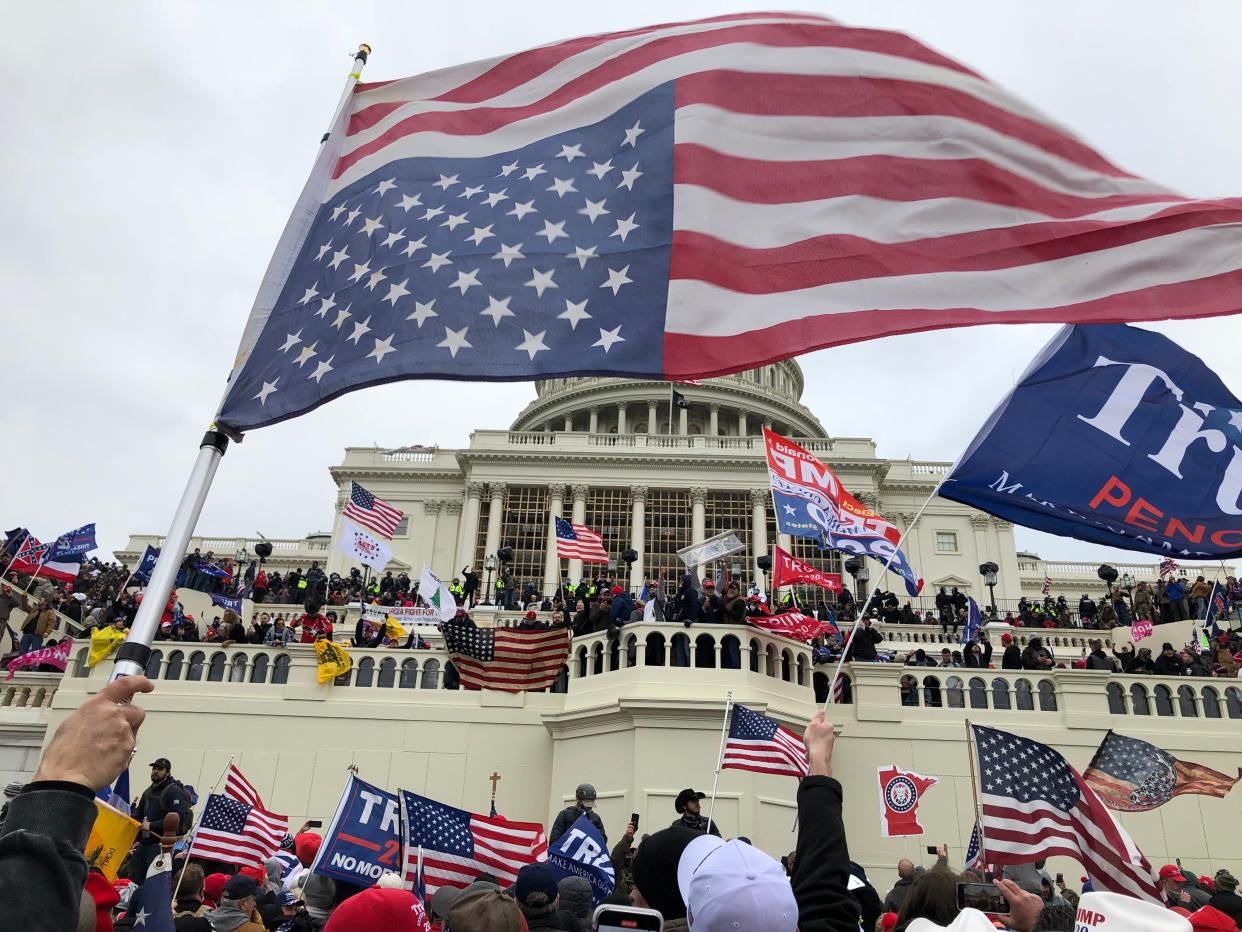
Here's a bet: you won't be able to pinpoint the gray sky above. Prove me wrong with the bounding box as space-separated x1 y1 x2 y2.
3 1 1240 566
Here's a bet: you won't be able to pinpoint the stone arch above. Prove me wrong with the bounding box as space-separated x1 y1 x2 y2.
145 649 163 679
355 657 376 688
1106 682 1126 714
1015 679 1034 711
1177 685 1198 717
272 654 291 685
922 675 942 707
1202 686 1222 718
165 650 185 680
250 653 270 684
644 632 665 667
421 658 441 689
1153 684 1174 717
1037 680 1057 711
400 658 419 688
187 651 206 682
991 677 1011 710
229 652 248 683
695 633 716 669
968 677 988 709
378 657 397 688
946 676 965 708
1225 687 1242 719
1130 683 1151 716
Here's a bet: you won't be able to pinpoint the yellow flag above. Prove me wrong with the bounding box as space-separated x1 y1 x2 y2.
315 640 353 684
88 627 126 668
85 800 140 880
385 616 407 641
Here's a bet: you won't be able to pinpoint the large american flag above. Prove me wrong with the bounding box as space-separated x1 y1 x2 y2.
443 622 570 691
223 763 264 809
1083 730 1240 813
971 724 1160 904
722 704 807 778
214 13 1242 433
554 517 609 563
187 794 289 869
342 481 404 540
399 789 547 895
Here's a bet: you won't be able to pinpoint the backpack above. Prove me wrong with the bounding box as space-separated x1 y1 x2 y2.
161 780 197 835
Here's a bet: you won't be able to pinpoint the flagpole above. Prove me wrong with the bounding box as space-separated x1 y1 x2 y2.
705 690 733 836
171 753 236 901
964 720 987 866
823 483 941 712
111 45 371 680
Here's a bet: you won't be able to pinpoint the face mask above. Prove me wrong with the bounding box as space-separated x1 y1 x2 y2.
580 799 595 809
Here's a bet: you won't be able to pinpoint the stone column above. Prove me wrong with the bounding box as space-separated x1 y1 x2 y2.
617 402 628 434
738 412 748 436
563 414 573 432
455 482 484 571
750 488 769 582
483 482 507 563
647 400 658 433
423 500 443 575
568 483 590 584
690 487 708 546
629 486 647 590
543 484 566 595
442 500 462 574
708 404 719 436
588 407 599 434
679 406 689 435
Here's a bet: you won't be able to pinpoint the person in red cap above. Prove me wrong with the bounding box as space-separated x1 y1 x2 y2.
1000 634 1021 669
1160 864 1212 910
294 832 323 867
323 886 431 931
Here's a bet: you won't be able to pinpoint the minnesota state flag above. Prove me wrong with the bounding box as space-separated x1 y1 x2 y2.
315 640 353 685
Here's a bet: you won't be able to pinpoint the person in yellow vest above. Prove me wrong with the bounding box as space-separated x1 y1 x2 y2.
449 579 465 605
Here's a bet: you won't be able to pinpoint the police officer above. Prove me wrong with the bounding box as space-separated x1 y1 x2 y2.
130 757 191 884
549 783 606 846
671 788 721 836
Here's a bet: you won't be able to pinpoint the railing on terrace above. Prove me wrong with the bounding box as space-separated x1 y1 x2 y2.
123 535 332 556
484 431 885 458
0 672 62 715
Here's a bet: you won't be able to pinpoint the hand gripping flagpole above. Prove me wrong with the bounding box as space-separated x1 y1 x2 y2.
823 482 942 712
110 44 372 681
705 690 733 835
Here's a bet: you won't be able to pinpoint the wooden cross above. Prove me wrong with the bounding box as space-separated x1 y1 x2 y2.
489 771 502 798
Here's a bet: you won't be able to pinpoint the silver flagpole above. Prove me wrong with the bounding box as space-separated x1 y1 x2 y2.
705 689 733 835
110 44 372 680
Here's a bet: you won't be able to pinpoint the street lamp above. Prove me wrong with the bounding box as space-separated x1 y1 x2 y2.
856 563 871 602
979 562 999 615
1120 572 1135 594
756 554 772 599
482 555 497 606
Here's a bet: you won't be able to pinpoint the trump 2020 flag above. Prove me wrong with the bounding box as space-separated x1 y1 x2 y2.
133 545 161 585
213 14 1242 434
336 519 392 572
960 597 983 646
210 592 244 614
877 766 937 837
48 523 96 561
766 428 922 596
944 324 1242 559
546 814 615 906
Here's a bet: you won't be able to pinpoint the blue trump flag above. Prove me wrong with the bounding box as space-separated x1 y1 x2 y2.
546 813 615 906
311 775 403 888
961 597 983 647
133 545 161 585
944 324 1242 559
2 528 27 557
47 523 96 561
210 592 244 614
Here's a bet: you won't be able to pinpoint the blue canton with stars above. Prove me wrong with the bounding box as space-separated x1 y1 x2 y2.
728 703 780 741
403 791 475 858
973 725 1081 809
201 794 253 832
218 85 675 431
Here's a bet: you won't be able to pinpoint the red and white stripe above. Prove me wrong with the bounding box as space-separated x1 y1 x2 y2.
723 728 808 779
402 813 547 895
224 763 264 809
343 482 405 540
8 537 80 584
189 797 288 869
449 628 570 692
556 523 609 562
315 13 1242 375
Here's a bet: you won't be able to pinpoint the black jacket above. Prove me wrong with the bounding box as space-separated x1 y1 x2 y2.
846 625 882 662
0 781 98 932
791 775 861 932
549 804 606 847
670 813 721 836
1002 645 1022 669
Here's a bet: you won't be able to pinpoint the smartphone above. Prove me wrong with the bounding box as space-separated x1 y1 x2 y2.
956 882 1011 915
305 819 323 829
926 846 938 855
631 812 640 830
594 904 663 931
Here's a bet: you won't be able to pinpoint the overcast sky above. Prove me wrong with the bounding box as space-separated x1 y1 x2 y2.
4 1 1240 567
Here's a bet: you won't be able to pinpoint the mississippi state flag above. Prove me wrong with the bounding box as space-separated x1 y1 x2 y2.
878 765 937 837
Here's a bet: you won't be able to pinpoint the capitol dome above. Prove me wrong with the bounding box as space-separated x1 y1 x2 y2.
510 360 826 438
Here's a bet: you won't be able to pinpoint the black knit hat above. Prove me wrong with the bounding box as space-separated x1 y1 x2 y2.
630 827 698 921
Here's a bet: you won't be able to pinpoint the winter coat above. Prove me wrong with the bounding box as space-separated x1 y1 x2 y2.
549 803 606 846
846 624 882 662
791 776 862 932
556 876 594 932
1002 645 1022 669
204 905 266 932
1132 587 1155 618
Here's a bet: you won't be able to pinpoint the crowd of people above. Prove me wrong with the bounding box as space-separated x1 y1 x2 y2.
4 674 1240 931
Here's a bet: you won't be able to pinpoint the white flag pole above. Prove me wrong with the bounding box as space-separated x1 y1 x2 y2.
109 44 372 680
705 690 733 835
824 482 942 712
172 753 236 900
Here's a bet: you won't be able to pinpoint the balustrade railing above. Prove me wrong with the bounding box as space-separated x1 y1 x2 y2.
0 672 61 713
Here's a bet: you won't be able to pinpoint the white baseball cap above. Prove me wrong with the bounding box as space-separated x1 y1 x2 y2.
676 835 797 932
1076 891 1191 931
906 910 998 931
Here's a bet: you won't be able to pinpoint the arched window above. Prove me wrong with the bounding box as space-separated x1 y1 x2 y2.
644 633 665 668
576 646 589 677
1202 686 1222 719
968 677 988 709
900 674 920 707
991 678 1011 710
250 653 269 684
1037 680 1057 711
378 657 396 688
946 676 965 708
400 659 419 688
591 642 604 676
74 647 90 678
187 651 206 682
551 665 569 693
165 651 185 681
229 653 248 683
624 635 638 669
1177 685 1198 717
813 672 829 704
1153 684 1174 717
795 653 808 686
207 654 227 682
145 650 163 679
749 639 761 673
355 657 375 688
695 634 717 669
923 676 942 707
1106 682 1126 714
780 649 793 682
421 659 441 689
1130 683 1151 716
1015 679 1034 711
1225 687 1242 719
765 644 778 678
272 654 291 685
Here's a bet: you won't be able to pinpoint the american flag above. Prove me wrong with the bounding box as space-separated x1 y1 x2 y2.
554 517 609 563
722 704 807 778
1159 557 1180 578
399 789 547 895
1083 730 1240 813
187 794 289 869
214 13 1242 433
960 596 982 646
224 762 264 809
342 481 405 540
1206 581 1228 636
443 623 570 692
970 724 1160 904
1041 575 1052 596
965 821 985 872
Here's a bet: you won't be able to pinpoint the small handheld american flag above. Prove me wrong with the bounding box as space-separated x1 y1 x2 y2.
722 704 808 778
